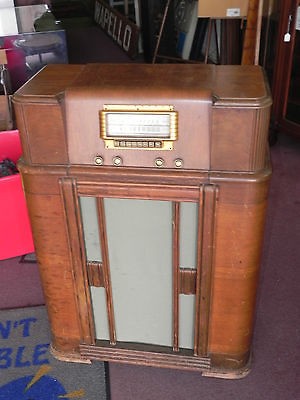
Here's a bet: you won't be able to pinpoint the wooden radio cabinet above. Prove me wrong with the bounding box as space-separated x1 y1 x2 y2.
13 63 272 378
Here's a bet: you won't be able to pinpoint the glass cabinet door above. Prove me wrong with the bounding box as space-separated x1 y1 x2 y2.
271 0 300 138
285 4 300 125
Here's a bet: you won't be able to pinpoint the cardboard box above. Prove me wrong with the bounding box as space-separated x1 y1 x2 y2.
198 0 249 18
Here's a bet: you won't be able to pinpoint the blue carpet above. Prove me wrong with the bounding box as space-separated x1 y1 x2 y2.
0 306 107 399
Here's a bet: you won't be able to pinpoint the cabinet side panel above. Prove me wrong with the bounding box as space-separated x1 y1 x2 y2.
208 173 271 368
20 166 81 354
211 107 271 172
16 103 68 165
14 102 32 163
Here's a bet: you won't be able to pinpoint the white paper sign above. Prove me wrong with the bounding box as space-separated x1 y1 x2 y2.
226 8 241 17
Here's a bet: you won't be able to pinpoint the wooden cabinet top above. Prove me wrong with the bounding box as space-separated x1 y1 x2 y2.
14 64 271 108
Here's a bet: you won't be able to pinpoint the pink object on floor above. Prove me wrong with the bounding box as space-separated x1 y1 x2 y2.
0 129 34 260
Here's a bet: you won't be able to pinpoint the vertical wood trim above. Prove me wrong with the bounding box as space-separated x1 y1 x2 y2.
241 0 263 65
254 0 264 65
194 185 204 356
59 177 95 345
197 184 218 356
250 107 271 171
14 104 32 164
172 201 180 352
96 198 117 345
194 184 218 356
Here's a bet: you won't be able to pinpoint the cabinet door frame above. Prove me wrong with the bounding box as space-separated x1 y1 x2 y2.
272 0 300 137
59 175 218 371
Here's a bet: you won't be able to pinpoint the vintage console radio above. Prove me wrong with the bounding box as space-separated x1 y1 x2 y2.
13 63 272 378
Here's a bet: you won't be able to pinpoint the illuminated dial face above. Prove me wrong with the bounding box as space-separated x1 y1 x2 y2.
100 105 178 151
105 112 171 138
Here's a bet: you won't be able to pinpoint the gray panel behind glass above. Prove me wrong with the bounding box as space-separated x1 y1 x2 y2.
80 197 198 349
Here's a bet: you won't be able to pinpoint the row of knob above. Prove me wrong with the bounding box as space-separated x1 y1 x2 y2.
94 156 184 168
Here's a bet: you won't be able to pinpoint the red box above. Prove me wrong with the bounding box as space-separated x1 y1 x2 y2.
0 130 34 260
